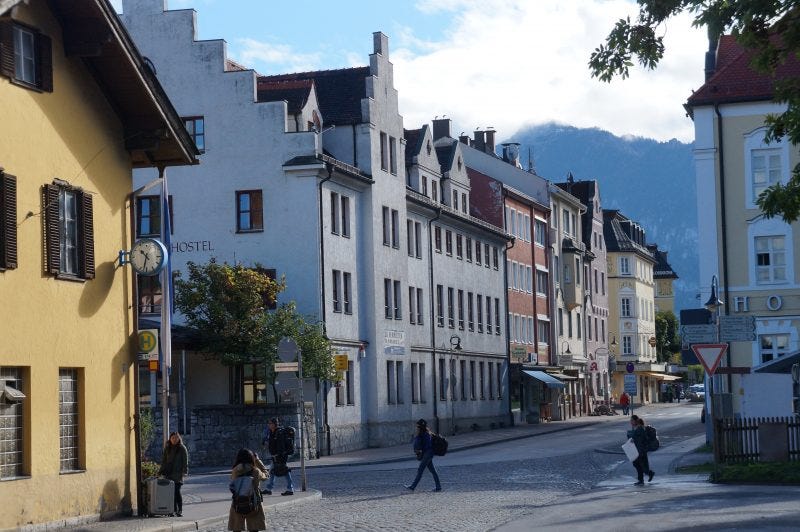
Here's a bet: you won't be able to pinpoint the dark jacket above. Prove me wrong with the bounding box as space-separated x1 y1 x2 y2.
160 443 188 483
413 430 433 454
631 425 648 455
267 427 290 462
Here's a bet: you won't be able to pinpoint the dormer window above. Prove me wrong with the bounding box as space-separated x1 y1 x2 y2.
426 140 432 155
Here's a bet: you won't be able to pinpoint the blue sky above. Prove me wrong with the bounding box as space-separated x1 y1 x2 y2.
115 1 707 142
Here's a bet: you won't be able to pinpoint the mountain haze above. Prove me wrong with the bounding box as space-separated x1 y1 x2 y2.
507 123 698 312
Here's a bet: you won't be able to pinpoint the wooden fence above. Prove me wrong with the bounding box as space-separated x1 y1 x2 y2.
715 416 800 464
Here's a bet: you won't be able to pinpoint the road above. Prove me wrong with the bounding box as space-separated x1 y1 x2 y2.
189 403 789 531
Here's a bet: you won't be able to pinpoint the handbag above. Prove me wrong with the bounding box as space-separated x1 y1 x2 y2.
272 462 290 477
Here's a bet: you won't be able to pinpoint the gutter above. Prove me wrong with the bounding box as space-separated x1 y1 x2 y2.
714 104 733 388
427 207 443 433
318 162 334 456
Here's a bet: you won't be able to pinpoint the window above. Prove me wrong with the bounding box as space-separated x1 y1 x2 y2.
460 360 467 400
422 176 428 196
554 256 560 283
458 289 465 330
456 234 463 259
336 360 355 406
538 319 550 344
384 278 392 319
562 209 570 235
343 272 352 314
332 270 342 312
447 287 455 328
621 297 632 317
759 334 789 363
620 257 630 275
382 206 390 245
493 247 499 269
411 363 420 403
331 192 340 234
536 270 548 295
0 22 52 91
751 148 782 200
488 363 494 399
622 336 633 355
524 214 531 241
479 362 486 399
0 170 18 270
467 292 474 331
470 361 476 399
475 241 482 265
0 366 25 479
138 275 162 314
453 191 459 210
575 258 581 285
380 132 388 171
486 296 492 334
509 208 516 235
432 179 439 203
409 286 416 324
341 196 350 237
576 312 581 339
407 220 414 256
59 368 81 472
387 361 396 404
449 359 457 400
389 136 397 174
396 361 404 404
496 362 503 399
567 310 573 337
495 299 501 334
434 226 442 252
534 220 546 246
477 294 483 333
601 272 606 294
416 288 423 324
391 209 399 248
436 284 444 326
414 222 422 258
484 245 490 268
418 363 426 403
466 237 472 261
439 358 447 400
755 236 787 283
183 116 205 152
462 193 467 214
445 230 453 255
527 266 533 292
393 280 401 319
558 309 563 335
136 195 173 238
44 183 94 279
236 190 263 232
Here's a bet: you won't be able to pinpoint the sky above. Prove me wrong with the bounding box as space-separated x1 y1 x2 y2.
114 0 708 143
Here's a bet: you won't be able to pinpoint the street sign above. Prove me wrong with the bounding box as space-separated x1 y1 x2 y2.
626 362 635 373
691 343 728 375
719 315 756 342
624 374 637 395
274 362 299 372
334 354 349 371
278 337 298 362
511 346 527 363
681 324 717 344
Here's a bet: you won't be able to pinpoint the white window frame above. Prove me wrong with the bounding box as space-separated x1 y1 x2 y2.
744 127 789 208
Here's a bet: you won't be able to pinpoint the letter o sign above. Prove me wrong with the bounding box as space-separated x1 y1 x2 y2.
767 295 783 311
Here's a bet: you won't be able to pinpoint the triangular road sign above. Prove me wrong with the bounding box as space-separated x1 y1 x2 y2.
691 343 728 375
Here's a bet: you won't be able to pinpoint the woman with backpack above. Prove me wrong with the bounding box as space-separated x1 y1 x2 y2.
403 419 442 492
227 448 267 532
629 415 655 486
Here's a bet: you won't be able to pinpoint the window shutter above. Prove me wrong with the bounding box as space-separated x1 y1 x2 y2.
36 33 53 92
80 191 94 279
0 21 13 79
1 171 18 269
43 184 60 274
251 191 263 229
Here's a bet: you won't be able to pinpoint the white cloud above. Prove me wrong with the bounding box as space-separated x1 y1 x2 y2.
393 0 707 142
236 38 322 74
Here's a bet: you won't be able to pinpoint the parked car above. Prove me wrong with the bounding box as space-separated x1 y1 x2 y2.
687 384 705 402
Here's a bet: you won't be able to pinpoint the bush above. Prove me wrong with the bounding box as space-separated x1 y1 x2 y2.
714 461 800 484
141 460 160 479
140 408 156 458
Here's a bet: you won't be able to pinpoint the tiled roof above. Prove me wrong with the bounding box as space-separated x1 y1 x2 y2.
602 209 653 261
687 34 800 107
258 67 369 126
257 79 313 114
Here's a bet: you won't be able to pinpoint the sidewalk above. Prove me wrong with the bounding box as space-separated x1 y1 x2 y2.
70 403 694 532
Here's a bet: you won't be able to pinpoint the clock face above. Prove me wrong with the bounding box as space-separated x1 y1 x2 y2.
130 238 167 276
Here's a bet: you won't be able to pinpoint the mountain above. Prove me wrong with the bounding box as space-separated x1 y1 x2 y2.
507 122 699 312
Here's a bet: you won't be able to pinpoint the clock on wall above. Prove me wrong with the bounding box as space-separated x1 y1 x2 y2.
129 238 168 276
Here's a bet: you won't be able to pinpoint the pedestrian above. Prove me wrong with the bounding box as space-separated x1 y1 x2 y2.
263 418 294 496
619 392 630 415
628 415 654 486
227 448 267 532
403 419 442 492
159 431 188 517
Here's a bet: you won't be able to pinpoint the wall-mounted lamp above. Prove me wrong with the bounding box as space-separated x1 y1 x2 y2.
562 342 571 355
705 275 724 313
610 335 618 349
358 343 366 358
450 335 462 351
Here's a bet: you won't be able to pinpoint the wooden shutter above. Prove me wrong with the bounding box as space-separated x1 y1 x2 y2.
37 33 53 92
80 191 94 279
0 171 17 269
43 184 60 274
0 21 13 79
251 191 263 230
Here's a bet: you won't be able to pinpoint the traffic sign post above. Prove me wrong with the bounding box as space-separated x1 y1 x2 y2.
691 344 728 376
718 315 756 342
278 337 306 492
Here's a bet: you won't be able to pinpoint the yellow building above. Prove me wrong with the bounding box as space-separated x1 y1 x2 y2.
0 0 196 528
648 244 678 316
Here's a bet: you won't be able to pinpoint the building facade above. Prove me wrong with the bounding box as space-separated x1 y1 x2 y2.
0 0 196 527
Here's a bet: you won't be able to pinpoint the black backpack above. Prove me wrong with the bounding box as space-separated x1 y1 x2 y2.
282 426 296 455
230 475 258 515
645 425 660 452
431 433 448 456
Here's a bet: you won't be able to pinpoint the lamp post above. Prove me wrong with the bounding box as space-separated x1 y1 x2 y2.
449 335 462 435
704 275 724 465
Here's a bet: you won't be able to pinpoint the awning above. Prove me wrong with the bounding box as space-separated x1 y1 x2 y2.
523 370 565 388
643 372 682 381
547 372 578 381
754 350 800 374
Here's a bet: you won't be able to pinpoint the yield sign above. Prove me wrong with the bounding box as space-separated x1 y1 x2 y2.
691 343 728 375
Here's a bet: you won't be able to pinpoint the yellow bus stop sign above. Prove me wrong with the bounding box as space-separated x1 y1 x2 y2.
138 329 158 355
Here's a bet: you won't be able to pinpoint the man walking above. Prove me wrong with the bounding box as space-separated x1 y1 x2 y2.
263 418 295 496
404 419 442 492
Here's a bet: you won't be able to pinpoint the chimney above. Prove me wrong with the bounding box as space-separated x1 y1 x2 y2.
459 134 470 146
473 130 486 152
501 143 521 168
485 128 496 154
704 29 719 81
432 118 451 140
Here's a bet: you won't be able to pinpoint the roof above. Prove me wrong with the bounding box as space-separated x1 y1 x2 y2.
647 244 679 279
403 127 424 166
39 0 198 167
257 79 313 114
557 178 598 251
602 209 654 261
687 34 800 108
258 67 369 126
753 349 800 373
434 137 458 175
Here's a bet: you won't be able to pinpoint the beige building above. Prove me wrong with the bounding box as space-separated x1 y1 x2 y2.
686 35 800 417
0 0 196 528
648 244 678 315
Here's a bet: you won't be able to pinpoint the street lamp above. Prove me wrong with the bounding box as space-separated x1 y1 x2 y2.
704 275 723 465
448 335 462 435
562 342 571 355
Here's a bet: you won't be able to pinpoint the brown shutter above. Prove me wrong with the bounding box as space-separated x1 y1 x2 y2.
37 33 53 92
1 172 18 269
252 191 263 230
0 21 14 79
43 184 61 274
80 192 94 279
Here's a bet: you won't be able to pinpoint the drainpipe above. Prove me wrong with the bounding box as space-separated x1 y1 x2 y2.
714 104 732 391
504 234 516 427
318 162 334 455
352 121 358 167
128 189 143 515
428 207 442 433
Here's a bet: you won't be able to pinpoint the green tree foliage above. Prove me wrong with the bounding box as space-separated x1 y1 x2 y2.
655 310 682 363
589 0 800 222
174 260 335 385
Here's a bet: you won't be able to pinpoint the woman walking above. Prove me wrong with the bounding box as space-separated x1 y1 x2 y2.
159 432 188 516
629 415 655 486
228 448 267 531
403 419 442 492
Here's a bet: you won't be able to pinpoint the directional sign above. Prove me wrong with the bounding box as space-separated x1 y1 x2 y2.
681 324 717 344
624 374 637 395
719 315 756 342
691 343 728 376
274 362 299 372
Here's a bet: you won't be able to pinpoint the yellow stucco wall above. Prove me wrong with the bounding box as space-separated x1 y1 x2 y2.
0 3 137 528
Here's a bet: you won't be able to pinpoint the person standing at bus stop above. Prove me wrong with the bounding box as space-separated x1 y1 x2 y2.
620 391 630 415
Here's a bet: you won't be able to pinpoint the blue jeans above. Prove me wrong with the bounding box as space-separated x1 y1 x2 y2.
266 469 294 492
409 450 440 489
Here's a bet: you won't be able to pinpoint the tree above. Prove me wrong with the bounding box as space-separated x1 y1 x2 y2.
175 260 334 402
655 310 682 363
589 1 800 222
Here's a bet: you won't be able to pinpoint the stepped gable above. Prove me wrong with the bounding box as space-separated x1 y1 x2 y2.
257 79 314 114
258 67 370 126
688 34 800 106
